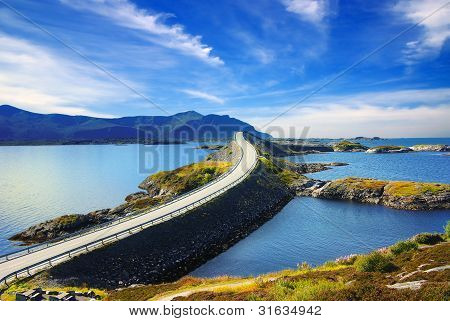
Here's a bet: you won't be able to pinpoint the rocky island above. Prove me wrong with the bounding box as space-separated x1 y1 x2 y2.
295 177 450 210
366 146 412 153
410 144 449 152
332 140 368 152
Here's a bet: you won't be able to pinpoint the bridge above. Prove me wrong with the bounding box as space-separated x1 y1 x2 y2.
0 132 259 287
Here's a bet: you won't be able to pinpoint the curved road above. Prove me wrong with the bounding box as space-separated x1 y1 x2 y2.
0 132 258 285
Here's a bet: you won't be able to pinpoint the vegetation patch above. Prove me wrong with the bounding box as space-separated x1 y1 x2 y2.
390 240 418 255
333 140 368 152
269 278 346 301
259 157 303 186
384 181 450 197
334 177 387 191
142 161 231 196
0 272 106 301
308 178 450 210
353 252 396 272
413 233 444 245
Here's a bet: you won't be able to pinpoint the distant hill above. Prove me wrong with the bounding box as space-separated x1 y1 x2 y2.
0 105 270 144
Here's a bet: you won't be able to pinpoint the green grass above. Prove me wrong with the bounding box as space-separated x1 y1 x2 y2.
54 214 81 226
149 161 231 195
413 233 444 245
0 273 107 301
130 197 161 209
354 252 396 272
390 240 418 255
259 156 302 186
329 178 450 198
333 140 367 151
334 177 387 191
269 278 346 301
370 145 405 151
384 181 450 197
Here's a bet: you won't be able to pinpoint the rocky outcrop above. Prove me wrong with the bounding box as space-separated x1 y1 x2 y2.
271 157 348 175
205 141 241 164
366 146 412 153
410 144 449 152
295 177 450 210
196 144 223 150
9 191 167 244
10 210 112 244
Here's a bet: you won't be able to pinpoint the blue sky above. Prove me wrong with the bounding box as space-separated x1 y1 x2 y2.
0 0 449 137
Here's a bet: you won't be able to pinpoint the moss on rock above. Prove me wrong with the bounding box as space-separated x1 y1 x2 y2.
139 161 231 197
333 140 368 152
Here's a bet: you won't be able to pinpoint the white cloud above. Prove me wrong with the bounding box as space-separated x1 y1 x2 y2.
242 88 450 138
394 0 450 64
0 33 131 117
181 89 225 104
281 0 328 24
232 30 276 64
252 47 275 64
60 0 223 66
250 104 450 138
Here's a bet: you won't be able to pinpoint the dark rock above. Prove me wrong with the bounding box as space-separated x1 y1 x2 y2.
125 192 148 202
196 145 223 150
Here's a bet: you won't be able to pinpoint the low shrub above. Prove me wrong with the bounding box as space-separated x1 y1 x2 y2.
270 279 345 301
389 240 418 255
353 252 396 272
413 233 444 245
445 221 450 239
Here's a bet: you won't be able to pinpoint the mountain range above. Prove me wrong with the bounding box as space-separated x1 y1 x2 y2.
0 105 269 144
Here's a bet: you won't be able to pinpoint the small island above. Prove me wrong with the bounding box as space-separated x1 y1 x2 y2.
366 146 412 153
332 140 368 152
410 144 449 152
295 177 450 210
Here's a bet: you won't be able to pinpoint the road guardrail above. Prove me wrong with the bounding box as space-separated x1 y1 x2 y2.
0 133 258 287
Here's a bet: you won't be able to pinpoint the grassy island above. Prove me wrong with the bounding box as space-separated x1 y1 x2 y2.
333 140 368 152
308 178 450 210
143 161 232 196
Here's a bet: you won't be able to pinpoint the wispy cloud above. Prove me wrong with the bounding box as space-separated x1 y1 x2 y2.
281 0 329 24
181 89 225 104
241 88 450 138
0 33 131 117
259 104 450 138
394 0 450 65
60 0 223 66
